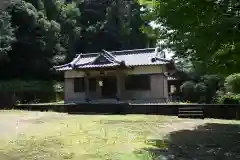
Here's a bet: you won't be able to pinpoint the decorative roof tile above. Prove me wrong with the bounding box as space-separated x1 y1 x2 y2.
55 48 171 71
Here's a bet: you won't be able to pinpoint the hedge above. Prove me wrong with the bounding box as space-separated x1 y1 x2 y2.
0 80 63 92
218 94 240 104
0 80 64 105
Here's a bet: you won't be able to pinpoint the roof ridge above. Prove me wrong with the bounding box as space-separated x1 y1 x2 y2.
70 54 82 65
112 48 155 53
102 49 122 63
112 48 156 55
93 53 116 64
81 53 99 56
80 48 156 56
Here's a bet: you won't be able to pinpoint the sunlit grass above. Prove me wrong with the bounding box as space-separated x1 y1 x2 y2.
0 113 180 160
0 111 239 160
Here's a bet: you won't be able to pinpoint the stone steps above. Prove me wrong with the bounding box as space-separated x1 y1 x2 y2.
178 106 204 119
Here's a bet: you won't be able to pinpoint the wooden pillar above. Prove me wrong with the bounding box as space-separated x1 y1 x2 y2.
96 76 102 99
116 71 123 100
164 75 169 102
84 76 89 100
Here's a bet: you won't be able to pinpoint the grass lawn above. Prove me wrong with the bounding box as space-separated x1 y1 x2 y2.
0 111 239 160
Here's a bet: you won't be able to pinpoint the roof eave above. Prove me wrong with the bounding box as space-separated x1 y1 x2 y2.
53 54 83 71
71 64 130 70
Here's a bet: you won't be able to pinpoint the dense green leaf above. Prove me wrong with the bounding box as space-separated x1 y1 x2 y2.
143 0 240 75
225 73 240 94
0 11 15 58
0 0 153 80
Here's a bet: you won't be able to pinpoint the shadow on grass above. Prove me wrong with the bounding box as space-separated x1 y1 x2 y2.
141 123 240 160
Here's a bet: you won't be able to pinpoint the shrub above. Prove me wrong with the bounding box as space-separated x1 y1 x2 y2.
180 81 195 93
0 80 64 104
202 74 223 103
194 83 207 94
215 90 225 104
202 74 223 89
0 80 64 93
180 81 195 101
53 82 64 93
0 80 52 92
218 93 240 104
225 73 240 94
194 82 207 103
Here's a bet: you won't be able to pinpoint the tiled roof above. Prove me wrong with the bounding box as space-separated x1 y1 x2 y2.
76 63 120 69
55 48 171 71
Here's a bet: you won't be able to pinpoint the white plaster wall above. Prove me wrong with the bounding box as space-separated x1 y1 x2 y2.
126 65 165 75
122 74 168 100
65 71 85 78
64 78 86 103
64 65 168 102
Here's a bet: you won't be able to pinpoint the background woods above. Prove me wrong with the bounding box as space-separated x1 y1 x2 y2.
0 0 155 80
140 0 240 103
0 0 156 104
1 0 240 104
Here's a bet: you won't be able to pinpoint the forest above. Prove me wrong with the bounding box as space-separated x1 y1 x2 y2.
1 0 240 104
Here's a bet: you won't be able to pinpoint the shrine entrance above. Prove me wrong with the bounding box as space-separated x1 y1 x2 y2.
101 76 117 98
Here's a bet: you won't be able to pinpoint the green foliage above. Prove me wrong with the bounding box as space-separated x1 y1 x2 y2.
0 0 154 80
0 0 66 79
0 80 64 103
224 73 240 94
215 73 240 104
138 0 159 7
215 90 225 104
180 81 195 101
53 82 64 93
194 83 207 95
181 81 207 102
202 74 223 87
217 93 240 104
180 74 223 103
216 73 240 104
181 81 195 93
201 74 223 103
175 57 193 73
142 0 240 75
0 80 63 92
0 11 15 58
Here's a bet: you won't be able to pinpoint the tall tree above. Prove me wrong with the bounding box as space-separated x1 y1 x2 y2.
0 11 15 59
77 0 155 52
0 0 155 80
2 1 63 79
42 0 81 60
142 0 240 75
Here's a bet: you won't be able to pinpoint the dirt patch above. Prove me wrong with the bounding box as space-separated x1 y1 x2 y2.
0 111 67 138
